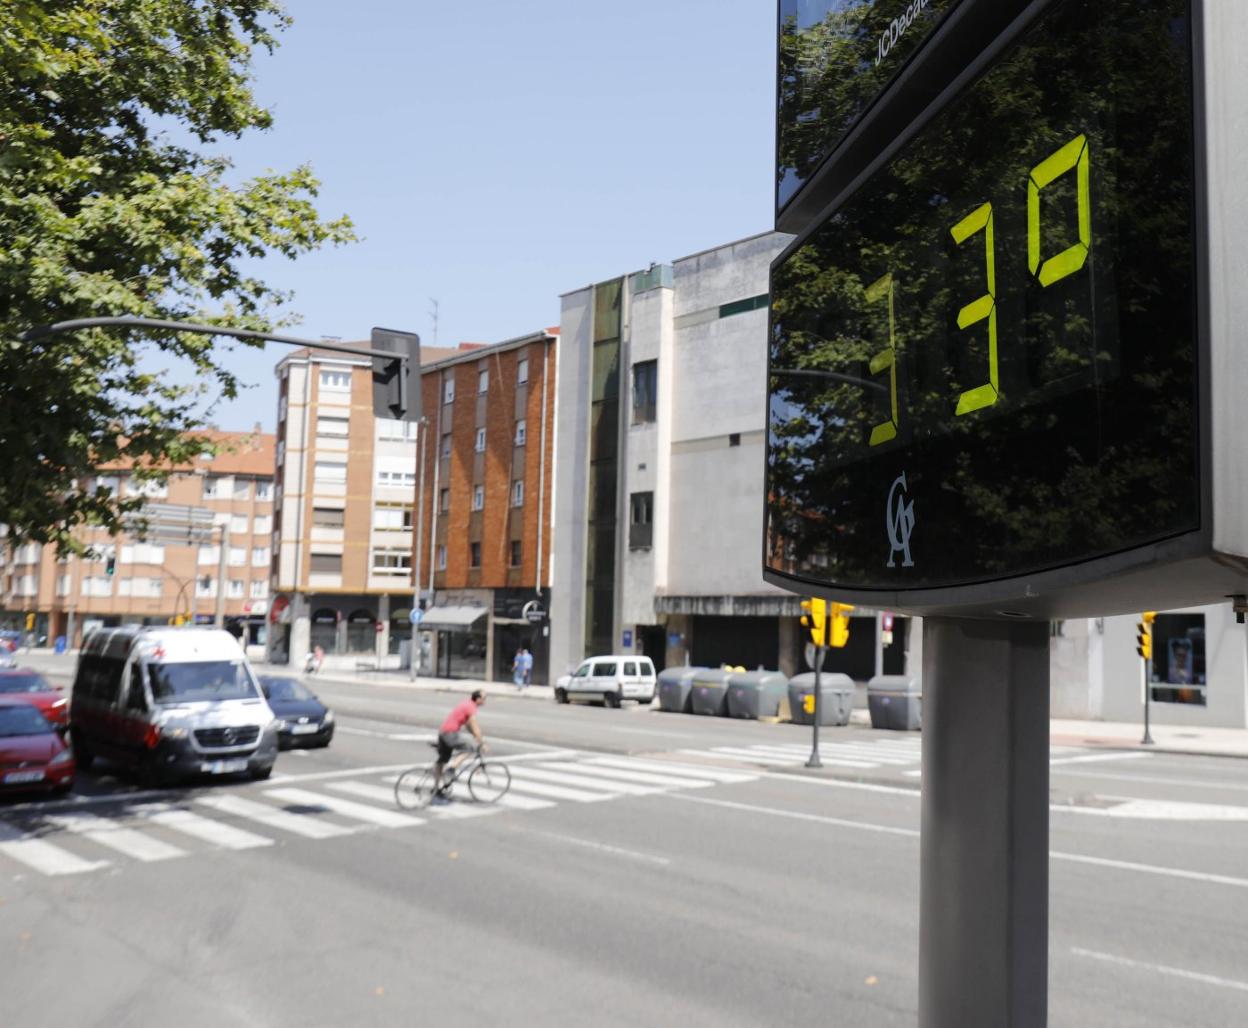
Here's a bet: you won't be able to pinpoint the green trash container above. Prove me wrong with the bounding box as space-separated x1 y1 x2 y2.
726 670 789 719
788 673 854 726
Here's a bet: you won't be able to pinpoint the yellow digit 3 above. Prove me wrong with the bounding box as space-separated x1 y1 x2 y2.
950 202 999 416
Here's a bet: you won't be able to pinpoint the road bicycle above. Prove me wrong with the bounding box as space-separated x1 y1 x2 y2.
394 743 512 809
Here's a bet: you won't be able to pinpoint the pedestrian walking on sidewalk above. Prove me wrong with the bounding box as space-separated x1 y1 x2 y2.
512 646 527 689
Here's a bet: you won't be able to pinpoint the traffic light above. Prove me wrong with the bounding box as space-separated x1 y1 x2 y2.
800 598 827 646
1136 611 1156 660
370 327 421 422
829 602 855 648
105 553 115 576
25 612 35 631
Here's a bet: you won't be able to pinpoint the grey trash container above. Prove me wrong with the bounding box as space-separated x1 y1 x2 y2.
657 666 705 713
727 670 789 719
788 673 854 726
690 668 733 716
867 675 922 730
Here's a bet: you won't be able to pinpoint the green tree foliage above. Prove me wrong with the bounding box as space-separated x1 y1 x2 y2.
0 0 354 552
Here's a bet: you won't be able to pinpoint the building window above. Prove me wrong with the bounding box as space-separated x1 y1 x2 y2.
515 419 527 446
228 579 245 598
517 357 529 384
629 491 653 550
195 576 216 598
441 433 452 459
56 575 70 597
250 579 269 599
309 553 342 575
376 465 416 489
256 481 273 501
478 367 489 393
228 547 247 567
443 377 455 404
729 433 741 447
320 369 351 391
314 461 347 483
233 479 252 500
252 546 270 566
436 545 447 570
472 485 484 511
317 415 349 437
372 550 413 575
202 476 222 499
373 505 413 531
1149 613 1208 706
312 507 344 528
94 475 120 496
126 477 168 499
509 540 522 567
439 488 450 514
512 480 524 508
253 514 272 535
474 428 486 453
197 545 220 566
377 418 417 441
469 542 481 568
230 514 249 535
122 543 165 565
632 360 657 424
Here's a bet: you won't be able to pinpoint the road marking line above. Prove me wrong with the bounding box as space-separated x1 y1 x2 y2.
582 756 757 784
507 766 659 796
263 788 423 829
760 771 922 797
1070 947 1248 993
1052 851 1248 889
664 794 921 837
528 829 671 866
328 781 499 819
46 811 186 862
536 762 713 790
702 747 876 769
762 743 918 765
501 776 614 803
1049 768 1248 792
267 763 414 785
197 794 356 839
1052 797 1248 821
1049 752 1152 766
0 822 112 875
134 805 275 850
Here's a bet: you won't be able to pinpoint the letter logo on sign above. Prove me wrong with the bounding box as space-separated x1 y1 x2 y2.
886 472 916 568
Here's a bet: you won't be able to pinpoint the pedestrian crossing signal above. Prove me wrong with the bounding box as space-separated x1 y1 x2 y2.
829 602 854 648
800 598 827 646
1135 613 1155 660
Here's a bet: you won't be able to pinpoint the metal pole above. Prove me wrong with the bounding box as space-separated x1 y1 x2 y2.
214 521 229 628
920 617 1049 1028
1141 655 1154 745
806 644 823 768
411 417 428 682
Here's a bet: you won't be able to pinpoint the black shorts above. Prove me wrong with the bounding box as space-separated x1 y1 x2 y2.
436 730 473 764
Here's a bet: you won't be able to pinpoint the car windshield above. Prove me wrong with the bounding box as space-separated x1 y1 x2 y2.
0 673 49 694
262 678 314 702
0 705 54 736
146 661 259 704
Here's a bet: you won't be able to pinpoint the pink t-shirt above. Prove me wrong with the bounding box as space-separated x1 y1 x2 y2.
440 698 478 734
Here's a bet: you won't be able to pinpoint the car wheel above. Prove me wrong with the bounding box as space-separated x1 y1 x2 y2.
555 687 569 704
605 690 621 709
71 731 94 772
137 757 163 789
250 764 274 781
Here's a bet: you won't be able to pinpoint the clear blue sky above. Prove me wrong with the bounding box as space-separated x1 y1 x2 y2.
198 0 777 431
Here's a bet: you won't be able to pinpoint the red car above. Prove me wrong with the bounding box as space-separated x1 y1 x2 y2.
0 668 70 726
0 697 74 795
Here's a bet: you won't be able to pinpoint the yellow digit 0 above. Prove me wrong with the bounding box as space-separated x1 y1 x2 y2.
1028 134 1091 286
866 272 898 446
950 202 998 416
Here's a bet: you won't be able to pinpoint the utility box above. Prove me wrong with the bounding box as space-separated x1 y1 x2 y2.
726 670 789 719
867 675 922 731
657 666 704 713
788 673 855 727
690 668 733 717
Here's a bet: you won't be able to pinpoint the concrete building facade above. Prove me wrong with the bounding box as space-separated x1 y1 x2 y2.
412 330 558 684
0 430 275 648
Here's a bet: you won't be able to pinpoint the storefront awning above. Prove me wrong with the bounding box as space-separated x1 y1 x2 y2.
419 606 488 632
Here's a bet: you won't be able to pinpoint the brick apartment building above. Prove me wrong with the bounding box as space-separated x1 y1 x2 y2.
0 430 276 648
413 329 557 683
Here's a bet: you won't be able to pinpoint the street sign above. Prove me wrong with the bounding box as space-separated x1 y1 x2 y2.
622 629 633 649
370 327 421 423
521 600 546 624
409 607 424 625
764 0 1248 621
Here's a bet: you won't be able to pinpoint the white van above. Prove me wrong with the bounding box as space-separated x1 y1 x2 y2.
71 627 279 784
555 655 657 707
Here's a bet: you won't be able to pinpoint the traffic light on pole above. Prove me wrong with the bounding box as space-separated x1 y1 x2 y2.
1136 611 1156 660
105 553 115 576
829 602 855 648
370 327 422 422
799 598 827 646
25 612 35 631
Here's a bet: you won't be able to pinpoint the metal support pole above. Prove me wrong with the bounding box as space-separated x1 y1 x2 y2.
920 617 1049 1028
806 645 824 768
214 521 230 628
1141 656 1154 745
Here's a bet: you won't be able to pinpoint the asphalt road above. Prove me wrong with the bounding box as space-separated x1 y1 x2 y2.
2 662 1246 1026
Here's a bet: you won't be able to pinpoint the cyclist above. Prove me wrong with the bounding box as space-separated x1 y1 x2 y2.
433 689 487 801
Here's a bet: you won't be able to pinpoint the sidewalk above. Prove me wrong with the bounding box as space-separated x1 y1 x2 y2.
17 648 1248 760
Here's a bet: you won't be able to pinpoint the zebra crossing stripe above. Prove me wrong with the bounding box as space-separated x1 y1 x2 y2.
197 794 356 839
502 773 615 803
45 811 186 862
134 805 275 851
328 780 499 819
0 821 110 876
264 788 424 829
508 766 659 796
699 747 876 769
535 762 713 790
582 756 757 784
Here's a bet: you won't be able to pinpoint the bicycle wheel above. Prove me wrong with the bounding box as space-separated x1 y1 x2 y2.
467 761 511 804
394 766 436 810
